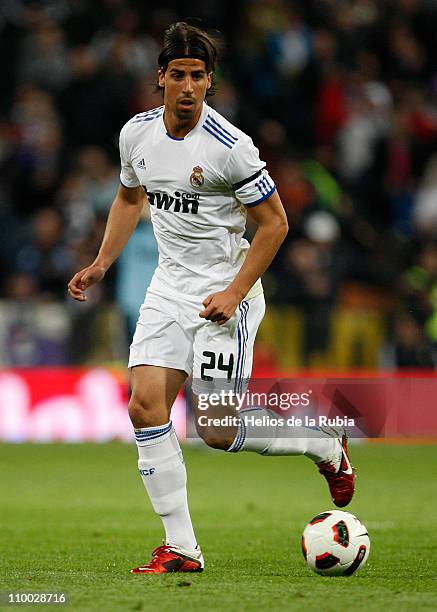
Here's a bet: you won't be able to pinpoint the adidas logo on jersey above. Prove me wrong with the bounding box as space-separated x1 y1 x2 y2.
136 158 146 170
147 190 200 214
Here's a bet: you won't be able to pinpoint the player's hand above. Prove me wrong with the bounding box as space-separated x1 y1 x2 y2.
67 264 106 301
199 288 242 325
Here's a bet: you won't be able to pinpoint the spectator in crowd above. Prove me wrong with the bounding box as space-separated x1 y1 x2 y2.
274 211 345 363
14 207 73 299
413 154 437 237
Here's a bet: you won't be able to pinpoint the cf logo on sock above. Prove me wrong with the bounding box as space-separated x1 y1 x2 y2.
139 468 156 476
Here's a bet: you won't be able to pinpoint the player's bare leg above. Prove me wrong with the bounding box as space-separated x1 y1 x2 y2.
129 365 204 573
191 393 238 450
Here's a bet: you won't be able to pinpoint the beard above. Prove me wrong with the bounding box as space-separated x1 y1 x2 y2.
175 106 196 121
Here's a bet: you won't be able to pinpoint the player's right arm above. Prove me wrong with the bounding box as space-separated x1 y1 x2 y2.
67 184 146 301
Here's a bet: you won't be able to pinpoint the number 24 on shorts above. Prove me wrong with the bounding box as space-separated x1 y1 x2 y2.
200 351 234 381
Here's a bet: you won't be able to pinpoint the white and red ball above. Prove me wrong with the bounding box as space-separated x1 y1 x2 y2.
302 510 370 576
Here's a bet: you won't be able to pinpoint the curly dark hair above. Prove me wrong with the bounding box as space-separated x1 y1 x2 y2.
156 22 219 97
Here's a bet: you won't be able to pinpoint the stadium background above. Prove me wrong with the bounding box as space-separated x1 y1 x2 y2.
1 0 437 442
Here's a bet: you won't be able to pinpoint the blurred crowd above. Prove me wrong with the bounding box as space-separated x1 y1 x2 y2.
1 0 437 369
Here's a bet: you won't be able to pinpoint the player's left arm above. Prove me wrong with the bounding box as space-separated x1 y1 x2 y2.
199 190 288 324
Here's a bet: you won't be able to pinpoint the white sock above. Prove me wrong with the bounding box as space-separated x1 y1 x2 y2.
134 422 198 551
227 408 335 462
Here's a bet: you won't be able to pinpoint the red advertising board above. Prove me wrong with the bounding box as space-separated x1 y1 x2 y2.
0 368 186 442
1 368 436 442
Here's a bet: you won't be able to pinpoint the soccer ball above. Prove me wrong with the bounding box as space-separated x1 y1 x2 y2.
301 510 370 576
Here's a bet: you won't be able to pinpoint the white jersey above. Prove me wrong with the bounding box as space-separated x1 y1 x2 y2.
119 102 276 302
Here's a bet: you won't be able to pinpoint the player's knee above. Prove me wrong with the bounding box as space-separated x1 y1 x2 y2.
128 396 163 428
198 430 233 451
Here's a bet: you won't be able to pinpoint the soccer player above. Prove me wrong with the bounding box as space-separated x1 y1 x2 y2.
68 22 355 574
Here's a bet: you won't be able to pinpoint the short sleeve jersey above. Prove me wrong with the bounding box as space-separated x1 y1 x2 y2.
119 102 276 301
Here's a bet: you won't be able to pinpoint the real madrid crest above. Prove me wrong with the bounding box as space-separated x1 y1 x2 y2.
190 165 204 188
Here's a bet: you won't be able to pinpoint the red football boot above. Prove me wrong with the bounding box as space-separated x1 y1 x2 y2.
130 545 204 574
317 431 355 507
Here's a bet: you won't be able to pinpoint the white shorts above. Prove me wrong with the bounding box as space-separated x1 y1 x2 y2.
128 289 265 394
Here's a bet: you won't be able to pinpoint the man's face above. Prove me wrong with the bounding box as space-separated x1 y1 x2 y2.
158 58 212 121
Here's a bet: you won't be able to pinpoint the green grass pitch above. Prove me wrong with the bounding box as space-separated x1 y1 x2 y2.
1 442 437 611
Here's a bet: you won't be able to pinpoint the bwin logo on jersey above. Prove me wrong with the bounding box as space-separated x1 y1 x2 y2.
147 190 200 214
